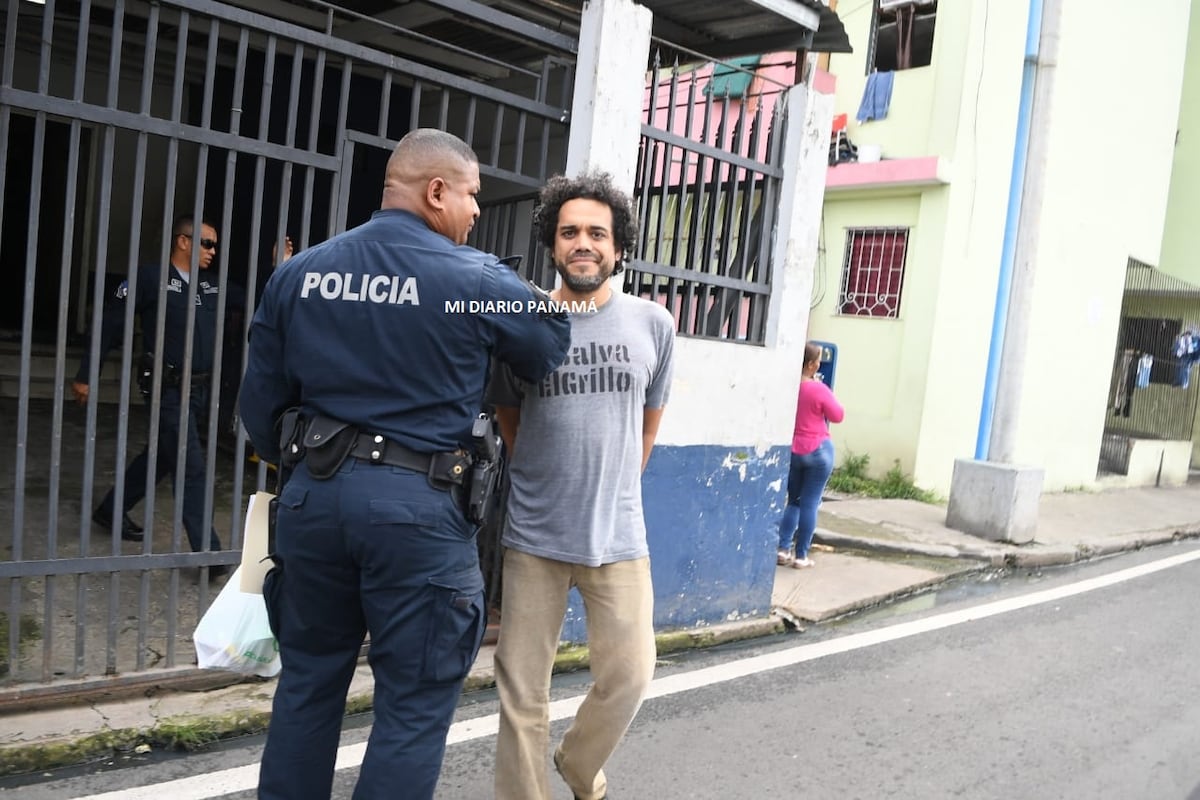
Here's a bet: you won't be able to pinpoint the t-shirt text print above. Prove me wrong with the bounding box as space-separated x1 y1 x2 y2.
539 342 633 397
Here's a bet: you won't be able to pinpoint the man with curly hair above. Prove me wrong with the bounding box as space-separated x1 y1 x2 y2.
488 171 676 800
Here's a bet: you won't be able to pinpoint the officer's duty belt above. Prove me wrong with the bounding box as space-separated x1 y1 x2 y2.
349 433 469 487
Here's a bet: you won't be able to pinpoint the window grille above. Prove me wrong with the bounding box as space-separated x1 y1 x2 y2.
869 0 938 72
838 227 909 318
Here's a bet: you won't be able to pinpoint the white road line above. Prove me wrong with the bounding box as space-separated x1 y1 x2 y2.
74 545 1200 799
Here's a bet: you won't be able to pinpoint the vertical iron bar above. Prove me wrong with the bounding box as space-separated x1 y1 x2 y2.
153 10 198 666
438 89 449 129
298 47 327 251
513 111 526 175
9 0 54 683
199 18 229 601
490 104 503 169
409 80 422 132
75 0 127 679
684 87 715 336
331 58 351 240
226 28 251 548
652 61 678 270
379 70 392 137
43 0 95 678
463 96 476 147
127 0 160 675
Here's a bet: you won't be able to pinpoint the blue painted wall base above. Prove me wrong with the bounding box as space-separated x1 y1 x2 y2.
559 444 789 643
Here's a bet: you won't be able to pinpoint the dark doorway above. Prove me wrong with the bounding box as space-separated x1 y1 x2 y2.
1 116 92 344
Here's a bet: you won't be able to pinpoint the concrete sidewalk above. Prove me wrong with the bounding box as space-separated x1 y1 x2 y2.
4 481 1200 776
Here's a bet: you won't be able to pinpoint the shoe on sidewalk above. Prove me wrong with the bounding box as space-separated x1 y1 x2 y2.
776 549 794 567
790 557 814 569
92 509 144 542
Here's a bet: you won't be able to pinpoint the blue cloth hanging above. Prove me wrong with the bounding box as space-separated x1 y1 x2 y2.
856 71 894 123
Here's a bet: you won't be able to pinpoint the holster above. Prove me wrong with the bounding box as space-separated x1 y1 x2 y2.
302 416 359 479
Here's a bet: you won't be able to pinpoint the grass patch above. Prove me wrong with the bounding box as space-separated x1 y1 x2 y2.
0 711 275 777
0 612 42 677
827 452 940 503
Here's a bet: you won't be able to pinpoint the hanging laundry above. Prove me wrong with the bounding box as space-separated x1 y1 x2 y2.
1172 330 1200 388
1135 353 1154 389
856 71 894 123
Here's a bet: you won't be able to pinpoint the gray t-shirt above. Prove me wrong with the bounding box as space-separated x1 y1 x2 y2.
489 290 675 566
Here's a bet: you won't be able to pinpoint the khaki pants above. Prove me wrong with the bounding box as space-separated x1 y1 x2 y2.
494 550 656 800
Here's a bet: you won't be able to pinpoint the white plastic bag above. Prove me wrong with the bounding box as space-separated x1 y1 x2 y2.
193 566 281 677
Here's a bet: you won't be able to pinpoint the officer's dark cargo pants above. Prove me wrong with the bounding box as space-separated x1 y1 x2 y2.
258 457 486 800
96 385 221 552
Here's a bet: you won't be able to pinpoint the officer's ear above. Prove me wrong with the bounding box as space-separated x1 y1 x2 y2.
426 176 448 209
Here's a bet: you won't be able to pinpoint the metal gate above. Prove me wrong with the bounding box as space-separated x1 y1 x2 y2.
1099 259 1200 476
627 49 791 345
0 0 572 690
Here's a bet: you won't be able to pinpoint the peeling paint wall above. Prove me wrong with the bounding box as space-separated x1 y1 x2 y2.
560 445 789 642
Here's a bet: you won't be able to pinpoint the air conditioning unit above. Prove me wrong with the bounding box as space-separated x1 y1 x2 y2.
878 0 935 10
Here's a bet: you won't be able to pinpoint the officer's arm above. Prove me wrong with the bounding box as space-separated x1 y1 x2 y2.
239 296 297 463
479 262 570 383
494 406 521 456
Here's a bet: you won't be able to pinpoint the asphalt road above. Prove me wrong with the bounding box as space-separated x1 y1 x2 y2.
6 541 1200 800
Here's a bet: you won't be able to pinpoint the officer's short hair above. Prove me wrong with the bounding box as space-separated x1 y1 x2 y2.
171 215 216 239
394 129 479 172
533 172 637 274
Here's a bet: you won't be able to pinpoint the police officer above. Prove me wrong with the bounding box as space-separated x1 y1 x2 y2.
73 216 225 567
240 128 570 800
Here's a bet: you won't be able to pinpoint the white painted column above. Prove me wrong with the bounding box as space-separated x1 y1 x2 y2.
765 83 835 350
564 0 652 190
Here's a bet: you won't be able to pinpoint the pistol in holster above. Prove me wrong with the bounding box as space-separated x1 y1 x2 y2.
465 413 503 526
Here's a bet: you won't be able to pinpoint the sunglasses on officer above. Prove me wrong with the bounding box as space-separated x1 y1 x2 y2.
180 233 218 250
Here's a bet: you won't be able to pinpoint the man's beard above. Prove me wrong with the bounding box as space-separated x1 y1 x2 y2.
554 255 613 293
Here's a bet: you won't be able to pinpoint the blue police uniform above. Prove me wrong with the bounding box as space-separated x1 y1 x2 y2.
240 209 570 800
78 263 223 553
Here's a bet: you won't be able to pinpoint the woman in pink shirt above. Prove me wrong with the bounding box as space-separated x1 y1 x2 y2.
778 342 845 568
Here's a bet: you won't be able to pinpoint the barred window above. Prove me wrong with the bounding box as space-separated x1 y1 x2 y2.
838 227 909 318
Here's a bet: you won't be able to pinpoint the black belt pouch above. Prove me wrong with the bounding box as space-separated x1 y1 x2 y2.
303 417 358 479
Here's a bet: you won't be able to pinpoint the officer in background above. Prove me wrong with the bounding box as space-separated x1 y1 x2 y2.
240 128 570 800
73 216 226 569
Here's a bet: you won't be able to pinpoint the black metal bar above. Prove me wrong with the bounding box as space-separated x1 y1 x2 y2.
639 123 780 177
626 259 770 294
409 80 422 132
145 0 570 119
490 104 504 169
343 128 546 189
0 88 343 172
1 0 16 88
513 110 526 176
332 58 352 239
0 553 238 580
401 0 577 54
379 70 393 138
438 88 450 130
226 28 252 548
464 96 477 149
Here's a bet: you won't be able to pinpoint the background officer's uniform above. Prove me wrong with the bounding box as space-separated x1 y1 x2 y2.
240 208 570 800
78 263 223 553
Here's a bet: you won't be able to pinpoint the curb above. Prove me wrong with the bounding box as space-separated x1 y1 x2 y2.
0 618 787 778
813 528 999 562
818 526 1200 570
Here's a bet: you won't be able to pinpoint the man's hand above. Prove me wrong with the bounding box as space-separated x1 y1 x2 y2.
273 236 294 265
71 381 89 406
